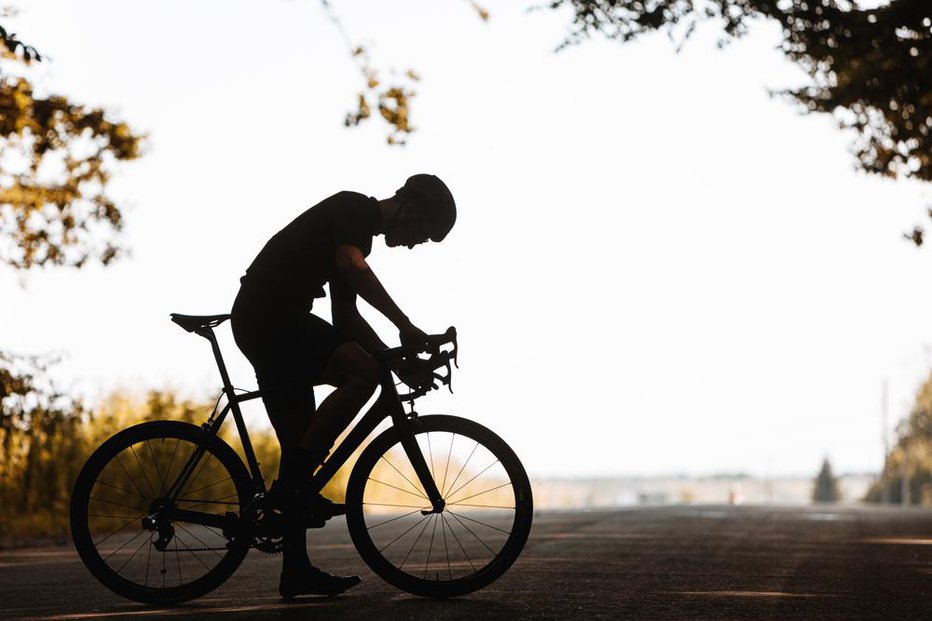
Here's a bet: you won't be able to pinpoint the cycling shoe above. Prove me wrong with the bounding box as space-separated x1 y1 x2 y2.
279 566 361 599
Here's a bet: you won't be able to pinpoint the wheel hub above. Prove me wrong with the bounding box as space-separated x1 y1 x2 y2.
421 498 446 515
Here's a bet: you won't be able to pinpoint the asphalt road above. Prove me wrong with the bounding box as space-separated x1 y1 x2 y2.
3 505 932 620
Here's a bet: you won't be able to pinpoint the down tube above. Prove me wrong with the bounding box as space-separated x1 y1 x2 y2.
308 403 386 495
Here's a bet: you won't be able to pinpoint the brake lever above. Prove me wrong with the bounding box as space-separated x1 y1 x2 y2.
447 327 458 369
431 355 454 394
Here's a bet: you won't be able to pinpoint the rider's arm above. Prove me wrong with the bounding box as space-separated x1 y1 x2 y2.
335 245 426 342
330 275 388 353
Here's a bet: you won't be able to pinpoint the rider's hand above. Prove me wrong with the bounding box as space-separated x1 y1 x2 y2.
399 321 429 350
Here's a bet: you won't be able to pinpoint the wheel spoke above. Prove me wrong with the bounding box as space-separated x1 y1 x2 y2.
440 511 453 580
447 510 498 556
173 530 212 572
130 445 157 498
177 492 240 511
88 514 143 520
399 514 434 570
441 441 479 501
102 528 148 563
114 532 152 575
176 523 224 560
446 509 512 535
423 513 439 579
163 438 182 498
94 478 145 499
144 440 166 496
90 496 147 513
426 433 435 483
378 455 427 499
446 481 513 507
440 513 476 572
92 513 146 548
377 513 431 554
440 434 455 497
174 530 184 586
144 531 153 587
368 477 429 500
183 476 233 497
115 453 149 502
446 459 501 502
184 451 212 498
367 508 423 530
364 501 430 509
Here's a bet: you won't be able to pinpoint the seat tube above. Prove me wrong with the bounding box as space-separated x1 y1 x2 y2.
204 330 235 393
204 329 261 479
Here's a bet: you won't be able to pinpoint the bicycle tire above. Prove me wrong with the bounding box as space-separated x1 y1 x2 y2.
70 420 252 604
345 415 533 597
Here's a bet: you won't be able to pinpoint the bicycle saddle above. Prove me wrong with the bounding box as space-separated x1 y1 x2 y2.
170 313 231 333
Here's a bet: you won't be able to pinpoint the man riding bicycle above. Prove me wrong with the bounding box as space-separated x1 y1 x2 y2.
231 174 456 598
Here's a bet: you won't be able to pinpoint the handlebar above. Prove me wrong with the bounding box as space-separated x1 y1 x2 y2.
374 327 458 402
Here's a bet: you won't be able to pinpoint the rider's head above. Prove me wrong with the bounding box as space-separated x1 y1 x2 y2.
385 174 456 249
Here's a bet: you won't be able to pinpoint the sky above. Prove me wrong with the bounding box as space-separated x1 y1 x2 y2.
4 0 932 479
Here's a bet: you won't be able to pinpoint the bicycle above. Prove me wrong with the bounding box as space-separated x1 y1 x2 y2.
70 313 533 604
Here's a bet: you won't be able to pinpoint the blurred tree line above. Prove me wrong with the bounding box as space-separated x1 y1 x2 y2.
0 387 332 542
865 370 932 505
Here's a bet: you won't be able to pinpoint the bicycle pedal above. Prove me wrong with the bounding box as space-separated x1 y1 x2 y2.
304 515 328 529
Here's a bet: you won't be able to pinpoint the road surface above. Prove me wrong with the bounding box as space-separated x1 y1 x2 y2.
2 505 932 620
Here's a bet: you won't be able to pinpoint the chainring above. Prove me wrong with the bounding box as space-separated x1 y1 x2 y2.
252 534 284 554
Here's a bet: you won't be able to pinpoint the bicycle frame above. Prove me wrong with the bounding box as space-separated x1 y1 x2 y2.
162 321 445 530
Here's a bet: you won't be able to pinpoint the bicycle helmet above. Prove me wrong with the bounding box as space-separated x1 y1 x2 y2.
396 174 456 242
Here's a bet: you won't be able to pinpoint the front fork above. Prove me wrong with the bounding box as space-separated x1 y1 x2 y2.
399 422 446 515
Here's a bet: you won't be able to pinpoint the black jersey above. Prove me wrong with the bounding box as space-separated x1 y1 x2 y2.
236 191 381 315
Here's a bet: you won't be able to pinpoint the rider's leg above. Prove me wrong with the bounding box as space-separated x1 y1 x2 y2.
300 341 380 459
274 343 373 596
261 390 317 575
231 313 361 593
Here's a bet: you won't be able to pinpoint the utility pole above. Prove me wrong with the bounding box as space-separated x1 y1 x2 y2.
882 379 890 505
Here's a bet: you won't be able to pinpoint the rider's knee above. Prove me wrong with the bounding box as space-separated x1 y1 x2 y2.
335 342 381 390
353 353 381 391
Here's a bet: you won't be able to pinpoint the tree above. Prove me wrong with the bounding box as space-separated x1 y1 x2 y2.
865 368 932 505
549 1 930 182
335 0 930 186
0 17 143 269
812 457 841 503
0 12 144 535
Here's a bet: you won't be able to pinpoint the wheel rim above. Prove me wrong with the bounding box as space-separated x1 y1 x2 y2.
81 434 244 592
360 428 524 584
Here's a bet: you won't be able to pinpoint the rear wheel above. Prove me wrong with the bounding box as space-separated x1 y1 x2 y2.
346 415 533 597
70 421 252 604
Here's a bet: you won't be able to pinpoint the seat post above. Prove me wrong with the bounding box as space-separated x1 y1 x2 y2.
199 328 235 394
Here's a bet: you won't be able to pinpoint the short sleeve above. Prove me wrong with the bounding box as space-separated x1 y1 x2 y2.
331 192 376 256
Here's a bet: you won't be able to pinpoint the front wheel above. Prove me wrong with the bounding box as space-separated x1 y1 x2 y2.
346 415 533 597
70 421 253 604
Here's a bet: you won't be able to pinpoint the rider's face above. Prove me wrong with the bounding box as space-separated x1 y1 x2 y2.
385 203 431 249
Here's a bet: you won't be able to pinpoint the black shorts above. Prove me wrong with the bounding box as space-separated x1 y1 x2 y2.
231 310 349 413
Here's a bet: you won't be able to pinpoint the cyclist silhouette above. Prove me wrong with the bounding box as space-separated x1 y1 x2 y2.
231 174 456 598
